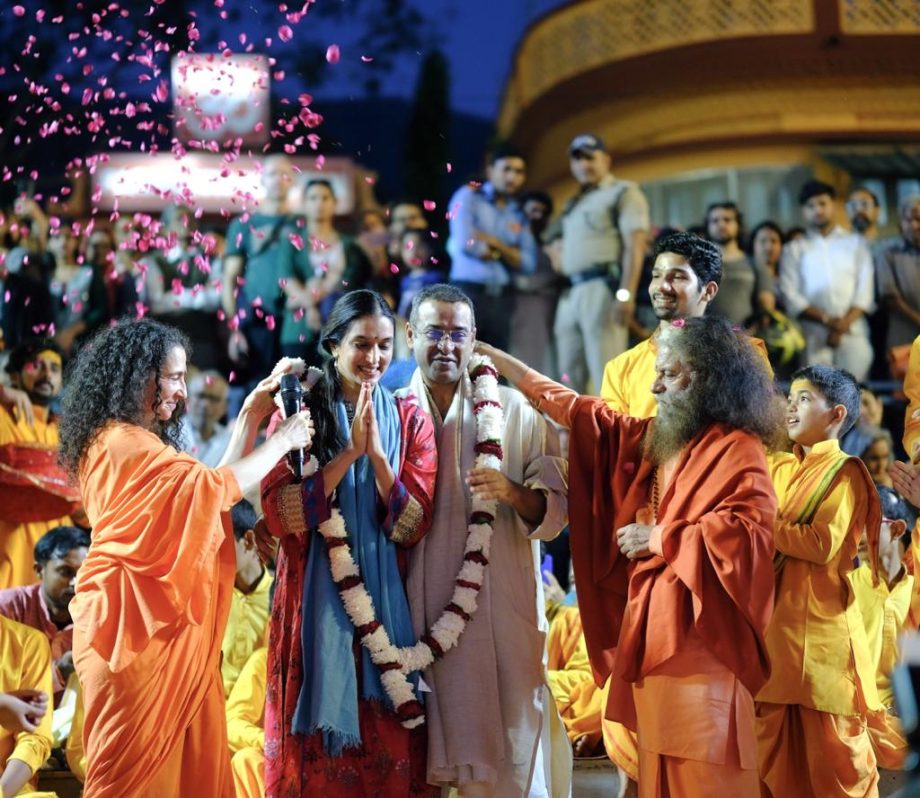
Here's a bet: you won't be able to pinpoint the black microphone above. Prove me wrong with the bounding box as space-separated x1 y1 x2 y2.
279 373 304 482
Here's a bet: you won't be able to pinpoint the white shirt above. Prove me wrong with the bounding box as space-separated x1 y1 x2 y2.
779 226 874 319
180 418 232 468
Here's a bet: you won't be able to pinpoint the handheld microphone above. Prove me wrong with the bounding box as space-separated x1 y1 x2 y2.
279 373 304 482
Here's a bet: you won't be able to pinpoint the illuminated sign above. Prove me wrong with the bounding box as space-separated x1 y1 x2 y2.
92 153 357 215
171 53 271 146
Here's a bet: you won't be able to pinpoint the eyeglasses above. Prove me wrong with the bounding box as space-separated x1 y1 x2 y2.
414 326 470 345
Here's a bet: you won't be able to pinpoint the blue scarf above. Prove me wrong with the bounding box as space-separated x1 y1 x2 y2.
292 385 418 754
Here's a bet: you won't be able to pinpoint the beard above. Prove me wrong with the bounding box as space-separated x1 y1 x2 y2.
643 386 708 465
851 213 871 233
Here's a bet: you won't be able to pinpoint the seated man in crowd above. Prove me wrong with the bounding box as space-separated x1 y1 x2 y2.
0 339 81 590
182 370 233 468
0 614 53 797
0 526 90 704
221 500 273 697
226 646 268 798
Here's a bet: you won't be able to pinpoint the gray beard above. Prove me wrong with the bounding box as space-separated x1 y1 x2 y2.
644 390 707 465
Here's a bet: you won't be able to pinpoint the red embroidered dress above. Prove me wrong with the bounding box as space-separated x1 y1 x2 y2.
261 396 438 798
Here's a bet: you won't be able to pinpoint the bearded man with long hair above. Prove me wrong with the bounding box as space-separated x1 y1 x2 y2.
479 314 784 797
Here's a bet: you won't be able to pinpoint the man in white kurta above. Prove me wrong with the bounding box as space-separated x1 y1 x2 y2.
399 284 571 798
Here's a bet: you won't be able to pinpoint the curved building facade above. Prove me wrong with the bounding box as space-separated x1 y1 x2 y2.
498 0 920 230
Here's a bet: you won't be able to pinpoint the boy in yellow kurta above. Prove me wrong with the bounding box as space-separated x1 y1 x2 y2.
0 342 80 590
226 646 267 798
0 614 55 798
757 365 882 798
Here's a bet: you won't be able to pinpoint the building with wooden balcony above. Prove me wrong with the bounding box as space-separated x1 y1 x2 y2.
498 0 920 231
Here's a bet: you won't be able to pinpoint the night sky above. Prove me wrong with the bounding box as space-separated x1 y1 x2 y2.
276 0 566 119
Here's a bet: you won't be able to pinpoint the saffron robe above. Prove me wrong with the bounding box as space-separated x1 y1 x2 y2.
599 332 771 417
70 422 242 797
757 440 882 797
0 583 73 701
0 405 77 590
850 563 912 770
0 615 55 797
547 606 603 749
903 333 920 462
596 331 766 781
221 570 273 696
401 370 572 797
226 647 267 798
518 370 776 794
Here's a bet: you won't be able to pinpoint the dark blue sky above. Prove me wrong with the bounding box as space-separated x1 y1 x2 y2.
304 0 565 119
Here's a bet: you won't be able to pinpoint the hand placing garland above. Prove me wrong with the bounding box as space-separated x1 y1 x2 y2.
315 354 503 728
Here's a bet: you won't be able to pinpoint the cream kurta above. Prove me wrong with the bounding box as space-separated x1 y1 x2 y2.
400 370 571 797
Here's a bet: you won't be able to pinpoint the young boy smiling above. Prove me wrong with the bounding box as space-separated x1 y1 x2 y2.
756 365 882 798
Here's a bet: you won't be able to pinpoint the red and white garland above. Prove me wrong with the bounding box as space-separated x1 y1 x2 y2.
315 354 503 728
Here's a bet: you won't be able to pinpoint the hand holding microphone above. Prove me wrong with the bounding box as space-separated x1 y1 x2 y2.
278 373 312 481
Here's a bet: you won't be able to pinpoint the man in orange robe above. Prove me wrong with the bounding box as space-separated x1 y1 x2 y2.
480 303 781 797
0 340 81 590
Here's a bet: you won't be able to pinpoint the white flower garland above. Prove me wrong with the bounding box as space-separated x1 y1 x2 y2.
316 354 503 728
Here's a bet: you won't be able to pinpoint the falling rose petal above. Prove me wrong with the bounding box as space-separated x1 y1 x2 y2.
423 200 437 211
35 9 45 21
361 55 374 63
81 88 93 105
13 5 25 16
325 44 340 64
154 79 168 102
265 316 276 331
278 25 293 42
228 370 236 384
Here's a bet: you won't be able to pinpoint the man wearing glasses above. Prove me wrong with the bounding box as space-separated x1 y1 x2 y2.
400 283 571 798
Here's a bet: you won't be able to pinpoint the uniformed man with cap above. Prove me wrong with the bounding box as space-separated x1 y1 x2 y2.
554 133 650 393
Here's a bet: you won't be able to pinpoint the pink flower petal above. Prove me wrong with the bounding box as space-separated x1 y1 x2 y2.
278 25 293 42
326 44 340 64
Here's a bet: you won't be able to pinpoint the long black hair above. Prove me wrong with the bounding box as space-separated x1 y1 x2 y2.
306 289 395 465
59 318 190 477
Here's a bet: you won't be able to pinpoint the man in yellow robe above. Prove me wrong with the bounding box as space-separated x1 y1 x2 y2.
0 340 80 590
226 647 267 798
220 501 273 697
0 614 54 798
599 240 769 416
758 365 881 797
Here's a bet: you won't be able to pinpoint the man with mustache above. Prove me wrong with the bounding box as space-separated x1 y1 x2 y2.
0 525 90 704
401 283 571 798
600 232 770 417
480 313 782 797
0 339 81 589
